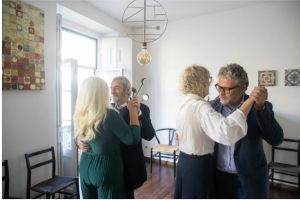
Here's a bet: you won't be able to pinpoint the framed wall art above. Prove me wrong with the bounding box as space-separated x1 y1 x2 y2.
258 70 276 86
285 69 300 86
2 0 45 90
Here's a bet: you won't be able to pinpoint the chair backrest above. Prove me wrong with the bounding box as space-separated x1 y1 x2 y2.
2 160 9 199
25 146 56 189
154 128 176 145
272 139 300 166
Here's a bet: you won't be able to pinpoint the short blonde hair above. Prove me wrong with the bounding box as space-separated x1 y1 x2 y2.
179 64 211 97
73 76 113 142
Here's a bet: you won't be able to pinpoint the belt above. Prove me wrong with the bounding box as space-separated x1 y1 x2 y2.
217 169 238 178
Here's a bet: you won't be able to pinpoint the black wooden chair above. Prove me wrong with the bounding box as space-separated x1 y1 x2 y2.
25 146 80 199
150 128 179 177
268 138 300 193
2 160 22 199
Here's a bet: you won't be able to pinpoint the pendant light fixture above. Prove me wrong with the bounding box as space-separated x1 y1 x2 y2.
122 0 168 65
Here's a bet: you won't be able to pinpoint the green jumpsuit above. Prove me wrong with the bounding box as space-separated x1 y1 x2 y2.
79 109 141 199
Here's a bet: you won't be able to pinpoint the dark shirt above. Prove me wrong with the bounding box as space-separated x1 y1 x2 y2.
115 106 127 117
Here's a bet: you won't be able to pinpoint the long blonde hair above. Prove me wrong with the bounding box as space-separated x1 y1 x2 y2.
73 76 113 141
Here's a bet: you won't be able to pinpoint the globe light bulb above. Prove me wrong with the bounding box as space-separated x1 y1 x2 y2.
137 42 151 65
137 50 151 65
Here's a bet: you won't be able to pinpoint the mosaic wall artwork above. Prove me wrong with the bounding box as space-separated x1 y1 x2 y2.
2 0 45 90
285 69 300 86
258 70 276 86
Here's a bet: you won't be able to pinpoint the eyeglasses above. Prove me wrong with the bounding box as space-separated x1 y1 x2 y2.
215 84 239 94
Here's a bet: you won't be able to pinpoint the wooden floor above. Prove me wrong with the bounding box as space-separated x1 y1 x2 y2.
135 160 300 199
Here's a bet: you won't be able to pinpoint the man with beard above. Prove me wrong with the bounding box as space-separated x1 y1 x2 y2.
211 63 283 199
77 76 155 199
176 63 283 198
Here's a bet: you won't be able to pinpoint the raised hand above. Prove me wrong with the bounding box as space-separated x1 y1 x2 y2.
250 86 268 110
127 99 138 113
131 96 140 113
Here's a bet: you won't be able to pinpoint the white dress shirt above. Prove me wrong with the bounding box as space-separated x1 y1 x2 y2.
176 94 248 156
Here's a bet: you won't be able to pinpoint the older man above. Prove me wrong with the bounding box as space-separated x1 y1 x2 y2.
77 76 155 199
212 63 283 199
177 63 283 198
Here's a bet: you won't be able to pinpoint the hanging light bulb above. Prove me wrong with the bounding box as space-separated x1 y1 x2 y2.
137 42 151 65
122 0 168 66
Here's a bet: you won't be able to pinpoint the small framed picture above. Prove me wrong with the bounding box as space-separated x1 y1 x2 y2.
285 69 300 86
258 70 276 86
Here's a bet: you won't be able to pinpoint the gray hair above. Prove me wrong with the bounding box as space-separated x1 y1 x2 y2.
218 63 249 90
112 76 131 96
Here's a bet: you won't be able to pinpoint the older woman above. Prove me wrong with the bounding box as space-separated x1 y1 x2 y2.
174 65 254 199
73 76 140 199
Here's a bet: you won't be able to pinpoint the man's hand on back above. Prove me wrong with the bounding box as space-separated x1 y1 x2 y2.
205 95 220 102
175 133 179 146
77 137 91 152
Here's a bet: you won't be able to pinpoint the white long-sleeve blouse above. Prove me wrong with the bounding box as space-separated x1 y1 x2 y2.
176 94 248 156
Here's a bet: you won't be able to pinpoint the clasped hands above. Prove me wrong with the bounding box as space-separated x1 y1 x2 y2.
249 86 268 110
127 96 140 114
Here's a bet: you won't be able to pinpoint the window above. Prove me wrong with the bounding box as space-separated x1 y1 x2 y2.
62 28 97 68
61 28 97 92
61 28 97 150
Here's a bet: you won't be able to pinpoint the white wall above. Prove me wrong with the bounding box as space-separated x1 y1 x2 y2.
2 1 57 198
2 0 121 198
133 1 300 185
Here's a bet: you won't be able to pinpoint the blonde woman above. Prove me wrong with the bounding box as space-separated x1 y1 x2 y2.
73 76 140 199
174 65 255 199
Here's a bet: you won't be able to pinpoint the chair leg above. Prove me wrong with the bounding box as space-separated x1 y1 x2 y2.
271 169 274 188
26 189 30 199
173 151 176 177
75 177 80 199
159 152 161 166
298 174 300 193
150 148 153 174
46 192 51 199
52 194 55 199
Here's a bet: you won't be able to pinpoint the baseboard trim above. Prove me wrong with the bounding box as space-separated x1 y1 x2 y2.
145 156 177 167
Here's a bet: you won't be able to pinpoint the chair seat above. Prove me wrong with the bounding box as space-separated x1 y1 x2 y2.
268 161 300 174
152 144 179 153
29 176 76 194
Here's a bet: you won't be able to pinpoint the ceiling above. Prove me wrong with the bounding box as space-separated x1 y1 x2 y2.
83 0 277 23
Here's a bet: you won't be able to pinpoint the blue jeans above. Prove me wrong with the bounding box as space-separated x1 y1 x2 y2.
215 169 248 199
